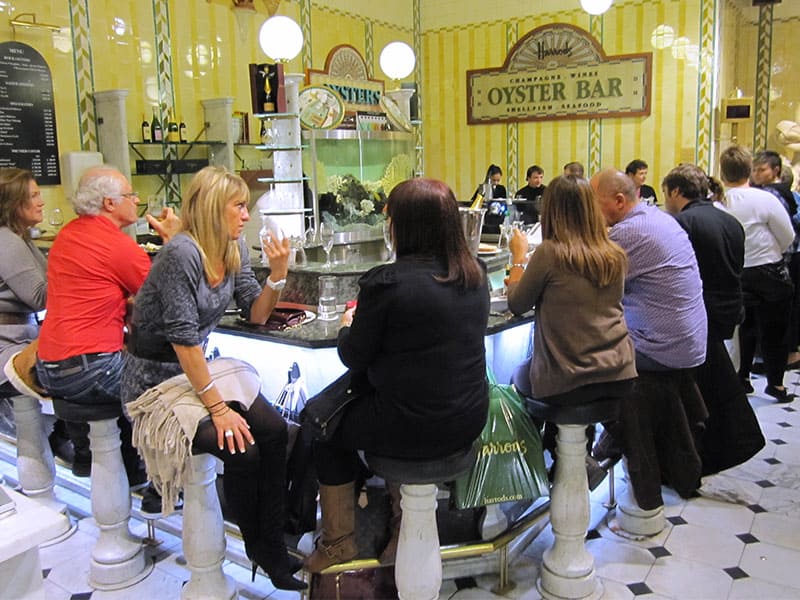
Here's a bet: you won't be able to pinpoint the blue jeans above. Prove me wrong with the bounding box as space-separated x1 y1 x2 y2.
36 350 142 478
36 351 127 422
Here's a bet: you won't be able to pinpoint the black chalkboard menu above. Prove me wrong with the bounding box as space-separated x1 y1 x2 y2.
0 42 60 184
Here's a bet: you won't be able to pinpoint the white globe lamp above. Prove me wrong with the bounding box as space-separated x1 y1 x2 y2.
258 15 303 63
579 0 613 16
379 41 416 81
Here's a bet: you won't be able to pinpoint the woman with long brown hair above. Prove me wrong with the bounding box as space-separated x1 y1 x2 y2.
507 175 636 402
306 177 490 572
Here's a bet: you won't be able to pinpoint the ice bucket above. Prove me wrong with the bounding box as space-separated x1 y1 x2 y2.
460 207 486 256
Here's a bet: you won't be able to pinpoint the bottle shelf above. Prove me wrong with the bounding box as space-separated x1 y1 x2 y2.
129 141 224 147
254 112 299 120
256 177 309 184
235 144 305 151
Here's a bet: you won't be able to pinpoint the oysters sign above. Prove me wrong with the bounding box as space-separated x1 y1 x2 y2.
467 23 652 125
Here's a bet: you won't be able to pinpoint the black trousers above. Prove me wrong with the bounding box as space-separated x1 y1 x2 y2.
192 396 288 557
738 263 793 387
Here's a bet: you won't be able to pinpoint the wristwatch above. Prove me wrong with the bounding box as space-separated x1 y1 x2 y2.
266 277 286 291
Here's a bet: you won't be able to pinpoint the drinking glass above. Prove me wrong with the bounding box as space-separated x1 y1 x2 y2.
319 222 335 269
498 222 512 250
48 208 63 231
317 275 338 321
382 220 394 261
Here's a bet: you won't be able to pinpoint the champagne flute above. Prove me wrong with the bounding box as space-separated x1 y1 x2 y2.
382 220 395 262
319 222 335 269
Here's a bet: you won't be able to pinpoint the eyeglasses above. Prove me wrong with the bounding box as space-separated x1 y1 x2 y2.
110 191 139 201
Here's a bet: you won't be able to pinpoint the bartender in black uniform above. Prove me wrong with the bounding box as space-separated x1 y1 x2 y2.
514 165 546 224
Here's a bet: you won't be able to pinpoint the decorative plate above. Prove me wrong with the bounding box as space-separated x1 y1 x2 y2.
380 94 412 132
298 86 345 130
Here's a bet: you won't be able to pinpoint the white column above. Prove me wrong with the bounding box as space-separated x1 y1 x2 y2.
200 97 235 171
385 88 415 123
395 483 441 600
92 90 131 179
181 453 237 600
11 395 74 544
537 424 602 600
87 418 151 590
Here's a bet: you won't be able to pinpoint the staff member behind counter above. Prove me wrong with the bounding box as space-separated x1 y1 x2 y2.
469 164 508 235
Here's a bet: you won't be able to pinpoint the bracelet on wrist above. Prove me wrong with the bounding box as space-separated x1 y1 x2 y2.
509 263 526 270
209 406 230 417
196 380 215 395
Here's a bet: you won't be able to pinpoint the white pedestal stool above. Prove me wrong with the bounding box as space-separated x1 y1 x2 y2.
87 418 152 590
366 446 476 600
180 453 237 600
523 392 626 600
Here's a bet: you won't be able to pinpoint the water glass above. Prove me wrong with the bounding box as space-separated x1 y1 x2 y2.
317 275 338 321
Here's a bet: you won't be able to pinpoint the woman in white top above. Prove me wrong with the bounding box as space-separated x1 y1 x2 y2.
720 146 795 402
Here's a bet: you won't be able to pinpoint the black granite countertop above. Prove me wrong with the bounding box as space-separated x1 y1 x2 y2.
216 308 534 349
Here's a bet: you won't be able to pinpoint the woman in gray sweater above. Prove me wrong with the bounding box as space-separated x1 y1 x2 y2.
0 168 47 385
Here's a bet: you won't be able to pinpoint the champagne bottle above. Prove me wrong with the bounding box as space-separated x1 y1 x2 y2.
179 116 187 143
151 108 163 143
167 110 180 143
141 113 151 143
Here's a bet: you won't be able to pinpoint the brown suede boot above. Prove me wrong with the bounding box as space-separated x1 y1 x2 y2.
305 482 359 573
378 481 402 564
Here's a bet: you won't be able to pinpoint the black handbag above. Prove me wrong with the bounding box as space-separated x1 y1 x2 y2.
300 371 364 441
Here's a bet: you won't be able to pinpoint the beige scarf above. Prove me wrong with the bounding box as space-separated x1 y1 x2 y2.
127 357 261 515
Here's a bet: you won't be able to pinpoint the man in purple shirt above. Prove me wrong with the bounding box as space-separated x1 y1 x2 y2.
591 168 707 370
590 168 706 510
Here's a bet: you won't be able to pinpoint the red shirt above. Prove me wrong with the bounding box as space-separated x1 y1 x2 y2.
38 215 151 361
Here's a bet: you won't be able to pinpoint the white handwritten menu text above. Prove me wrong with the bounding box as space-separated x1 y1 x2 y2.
0 41 60 184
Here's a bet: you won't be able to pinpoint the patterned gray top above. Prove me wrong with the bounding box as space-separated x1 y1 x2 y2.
132 233 261 347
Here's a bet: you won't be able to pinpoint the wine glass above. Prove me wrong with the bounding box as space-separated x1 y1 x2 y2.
319 222 335 269
48 208 64 232
382 220 394 262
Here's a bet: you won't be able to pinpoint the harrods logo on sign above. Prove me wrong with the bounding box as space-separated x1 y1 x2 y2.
466 23 652 125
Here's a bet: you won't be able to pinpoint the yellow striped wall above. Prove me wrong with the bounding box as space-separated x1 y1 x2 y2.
422 0 706 199
6 0 800 207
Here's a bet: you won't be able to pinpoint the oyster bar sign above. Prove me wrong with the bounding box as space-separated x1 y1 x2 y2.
467 24 652 124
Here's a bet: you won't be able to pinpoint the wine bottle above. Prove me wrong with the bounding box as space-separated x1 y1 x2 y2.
141 113 151 143
167 110 180 143
151 108 163 143
179 116 187 143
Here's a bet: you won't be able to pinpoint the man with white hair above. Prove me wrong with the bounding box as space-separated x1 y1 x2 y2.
35 165 177 480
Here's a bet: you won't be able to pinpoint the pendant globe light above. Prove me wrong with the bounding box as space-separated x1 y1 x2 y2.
579 0 613 15
258 15 303 63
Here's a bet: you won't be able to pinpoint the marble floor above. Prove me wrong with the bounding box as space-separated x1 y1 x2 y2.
1 370 799 600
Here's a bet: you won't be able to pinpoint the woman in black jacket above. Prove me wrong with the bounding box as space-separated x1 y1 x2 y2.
305 178 490 572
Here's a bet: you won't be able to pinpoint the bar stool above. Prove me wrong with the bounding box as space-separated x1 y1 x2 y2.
3 356 76 545
180 453 237 600
365 446 476 600
86 417 153 590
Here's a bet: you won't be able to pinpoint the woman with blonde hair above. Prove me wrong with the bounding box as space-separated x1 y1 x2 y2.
507 175 636 403
121 166 305 590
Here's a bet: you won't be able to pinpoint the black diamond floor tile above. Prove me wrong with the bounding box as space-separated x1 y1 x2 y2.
777 422 792 428
649 546 671 558
764 457 782 465
771 439 788 445
628 582 653 595
755 480 776 488
69 593 93 600
736 532 759 544
667 516 687 525
748 504 767 513
586 529 601 540
783 406 797 412
454 577 477 590
724 566 749 580
42 568 51 579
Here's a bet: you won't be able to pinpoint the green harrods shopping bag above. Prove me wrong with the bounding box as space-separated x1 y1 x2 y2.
453 368 549 509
